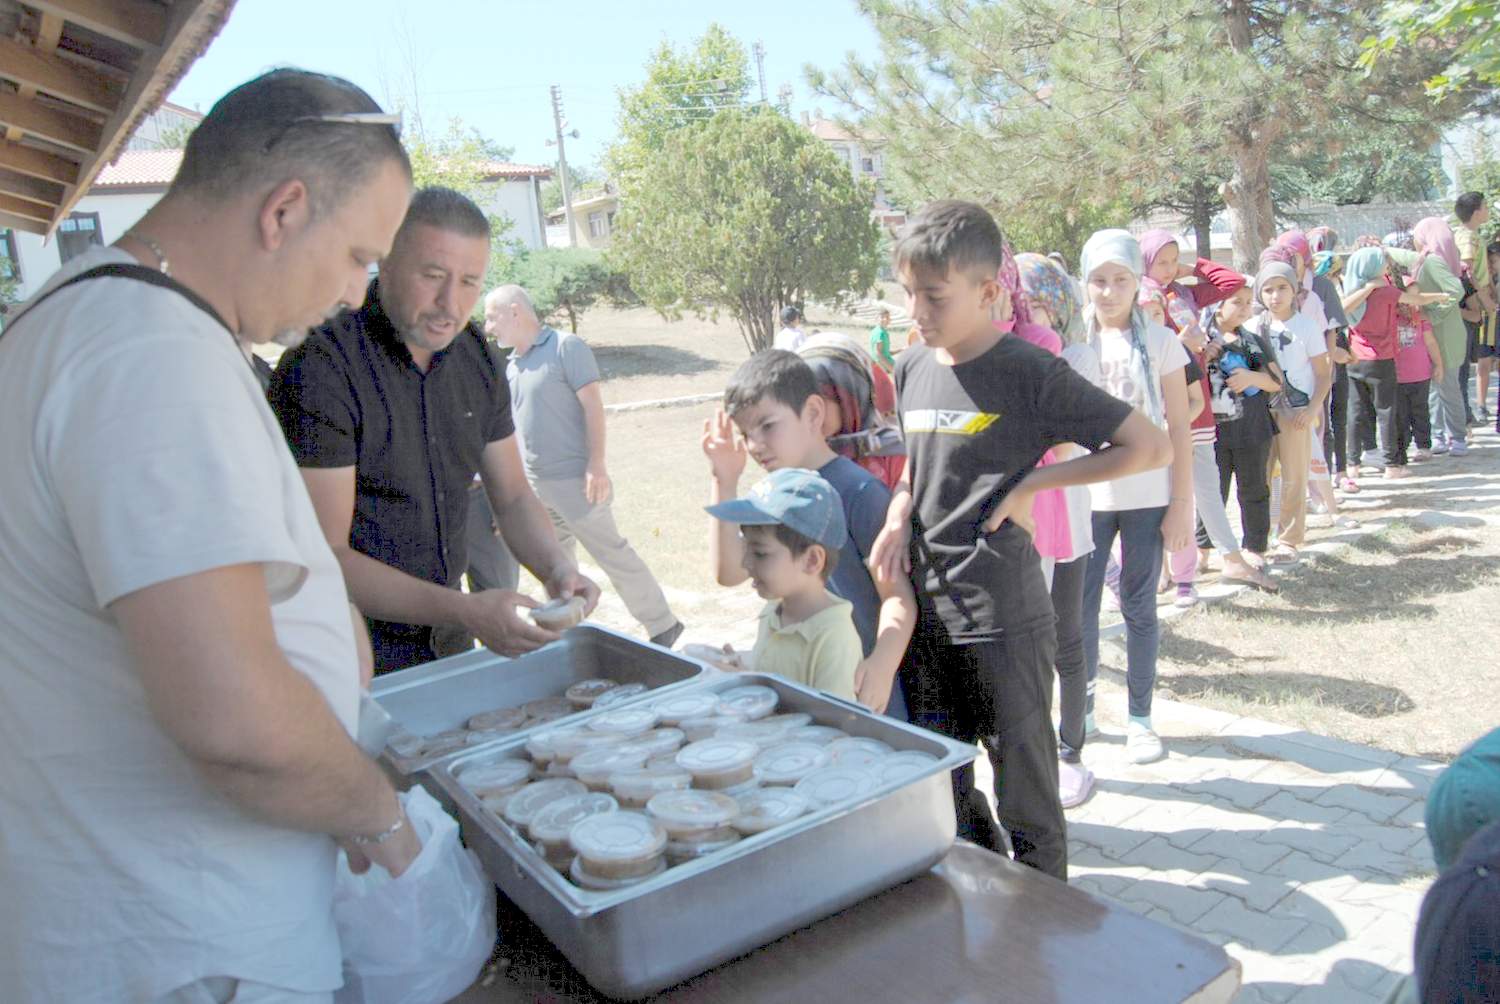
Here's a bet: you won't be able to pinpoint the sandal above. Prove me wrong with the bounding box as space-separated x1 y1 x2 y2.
1221 566 1280 593
1340 473 1361 493
1267 544 1300 564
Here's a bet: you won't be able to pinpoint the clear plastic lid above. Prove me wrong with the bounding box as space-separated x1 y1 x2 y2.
753 742 832 785
569 853 666 891
592 682 649 709
529 792 620 844
522 696 577 721
644 752 683 771
458 757 534 796
587 707 662 736
793 766 881 808
609 765 693 803
679 712 749 741
614 727 686 760
568 810 668 865
828 737 895 768
526 727 581 763
757 712 813 731
715 685 779 721
645 789 742 833
422 729 471 757
564 678 618 706
875 750 941 784
551 729 630 762
784 725 848 746
718 776 762 800
650 692 721 724
674 738 759 777
467 706 528 732
569 745 649 785
665 832 741 861
733 788 811 833
718 720 801 750
502 778 589 827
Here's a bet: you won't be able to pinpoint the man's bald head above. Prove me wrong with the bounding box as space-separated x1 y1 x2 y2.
483 284 541 348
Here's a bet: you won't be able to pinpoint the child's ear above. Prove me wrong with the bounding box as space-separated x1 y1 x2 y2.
800 544 827 577
802 393 826 430
978 275 1003 312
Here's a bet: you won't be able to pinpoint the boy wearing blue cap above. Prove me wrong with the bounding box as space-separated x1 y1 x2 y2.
706 468 861 700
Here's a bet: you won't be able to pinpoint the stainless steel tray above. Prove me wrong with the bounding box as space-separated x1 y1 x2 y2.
370 625 713 776
434 673 977 999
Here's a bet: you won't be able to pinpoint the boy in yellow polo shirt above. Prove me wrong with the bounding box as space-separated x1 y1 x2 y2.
705 468 860 700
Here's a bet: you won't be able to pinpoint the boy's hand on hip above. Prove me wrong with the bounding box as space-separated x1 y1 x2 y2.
980 488 1036 537
701 408 747 482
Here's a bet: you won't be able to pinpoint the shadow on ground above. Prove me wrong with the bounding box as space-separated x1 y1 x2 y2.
595 344 722 381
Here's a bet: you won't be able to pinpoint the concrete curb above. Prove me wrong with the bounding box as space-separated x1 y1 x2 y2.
604 391 720 414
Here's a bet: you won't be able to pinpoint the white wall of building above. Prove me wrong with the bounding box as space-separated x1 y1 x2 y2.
477 178 546 251
11 190 162 300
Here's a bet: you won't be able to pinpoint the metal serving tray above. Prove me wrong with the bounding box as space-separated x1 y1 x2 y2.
370 625 713 776
434 673 977 1000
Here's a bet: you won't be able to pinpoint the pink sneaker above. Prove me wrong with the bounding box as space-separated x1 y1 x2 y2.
1059 759 1095 808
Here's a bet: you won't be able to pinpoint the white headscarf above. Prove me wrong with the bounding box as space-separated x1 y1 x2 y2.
1080 229 1163 425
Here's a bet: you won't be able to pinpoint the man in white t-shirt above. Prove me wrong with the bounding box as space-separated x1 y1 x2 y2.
0 70 419 1003
773 304 807 351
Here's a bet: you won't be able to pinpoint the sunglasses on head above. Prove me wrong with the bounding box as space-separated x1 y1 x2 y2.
262 111 403 155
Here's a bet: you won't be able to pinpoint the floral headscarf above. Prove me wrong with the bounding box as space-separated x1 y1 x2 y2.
796 333 905 489
1307 227 1338 254
995 240 1033 332
1354 234 1383 249
1383 231 1415 251
1016 252 1082 344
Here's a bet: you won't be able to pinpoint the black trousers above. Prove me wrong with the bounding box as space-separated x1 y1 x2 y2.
902 622 1068 881
1211 436 1273 554
1051 556 1088 761
1325 362 1349 476
1347 358 1399 468
1396 379 1432 458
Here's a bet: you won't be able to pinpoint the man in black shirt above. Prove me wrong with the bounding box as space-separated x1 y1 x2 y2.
271 188 598 673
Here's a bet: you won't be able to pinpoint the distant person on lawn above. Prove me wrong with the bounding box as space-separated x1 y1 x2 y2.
485 285 683 649
774 304 808 352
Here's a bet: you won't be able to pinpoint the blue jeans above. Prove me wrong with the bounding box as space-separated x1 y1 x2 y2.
1082 506 1166 720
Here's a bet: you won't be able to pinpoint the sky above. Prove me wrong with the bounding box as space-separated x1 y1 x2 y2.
168 0 882 170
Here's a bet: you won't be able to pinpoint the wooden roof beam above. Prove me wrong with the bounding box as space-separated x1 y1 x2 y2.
0 91 102 155
0 207 47 234
0 36 121 114
0 139 80 186
0 190 55 223
26 0 169 52
0 164 63 204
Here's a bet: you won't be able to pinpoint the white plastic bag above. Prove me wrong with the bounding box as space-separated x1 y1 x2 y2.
333 786 496 1004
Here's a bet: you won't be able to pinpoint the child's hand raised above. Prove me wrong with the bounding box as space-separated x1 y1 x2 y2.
701 408 747 484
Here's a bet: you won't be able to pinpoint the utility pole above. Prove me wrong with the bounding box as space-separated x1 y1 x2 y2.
549 84 578 248
752 41 767 104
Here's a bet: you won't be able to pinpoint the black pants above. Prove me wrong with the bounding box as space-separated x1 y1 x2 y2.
902 623 1068 881
1212 437 1273 553
1325 362 1349 476
1051 556 1088 761
1396 379 1432 458
1347 358 1399 468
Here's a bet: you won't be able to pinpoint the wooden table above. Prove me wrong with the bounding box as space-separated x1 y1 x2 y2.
454 842 1240 1003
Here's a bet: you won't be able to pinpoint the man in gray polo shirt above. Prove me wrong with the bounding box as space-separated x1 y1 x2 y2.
484 286 683 648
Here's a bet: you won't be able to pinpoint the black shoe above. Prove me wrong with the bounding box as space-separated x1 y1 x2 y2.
649 621 684 649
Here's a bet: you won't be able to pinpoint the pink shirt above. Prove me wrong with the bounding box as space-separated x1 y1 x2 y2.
1012 322 1072 561
1394 308 1434 384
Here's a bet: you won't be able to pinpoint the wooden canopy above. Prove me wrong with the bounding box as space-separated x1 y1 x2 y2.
0 0 235 235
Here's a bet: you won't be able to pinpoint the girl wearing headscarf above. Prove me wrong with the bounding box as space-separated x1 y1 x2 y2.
1249 261 1332 561
1199 282 1282 583
796 332 906 490
1340 247 1449 481
1076 228 1193 767
1385 217 1469 455
1304 228 1358 491
1015 250 1098 802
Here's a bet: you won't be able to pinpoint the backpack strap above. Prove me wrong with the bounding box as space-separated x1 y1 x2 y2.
2 263 232 344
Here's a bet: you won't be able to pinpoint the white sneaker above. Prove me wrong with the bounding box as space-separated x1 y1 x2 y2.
1450 440 1469 457
1125 722 1165 764
1058 759 1095 808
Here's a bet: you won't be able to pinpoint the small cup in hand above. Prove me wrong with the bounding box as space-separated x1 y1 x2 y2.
530 595 587 632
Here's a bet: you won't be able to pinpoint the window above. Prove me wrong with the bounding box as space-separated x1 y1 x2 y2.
57 212 103 264
588 211 607 238
861 157 876 174
0 228 18 282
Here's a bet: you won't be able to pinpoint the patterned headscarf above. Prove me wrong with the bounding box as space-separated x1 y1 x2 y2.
1312 251 1337 278
1307 227 1338 254
1137 276 1167 310
1278 230 1313 270
1016 252 1082 344
1342 247 1390 326
796 333 905 487
995 240 1032 333
1383 230 1415 251
1354 234 1383 249
1413 216 1462 279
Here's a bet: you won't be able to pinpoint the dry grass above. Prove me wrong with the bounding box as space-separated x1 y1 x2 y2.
1116 518 1500 762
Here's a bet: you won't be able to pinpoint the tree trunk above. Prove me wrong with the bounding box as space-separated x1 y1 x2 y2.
1189 180 1214 264
1223 131 1276 274
565 302 579 333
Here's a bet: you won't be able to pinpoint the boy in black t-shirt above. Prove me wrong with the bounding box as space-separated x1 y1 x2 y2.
871 201 1172 878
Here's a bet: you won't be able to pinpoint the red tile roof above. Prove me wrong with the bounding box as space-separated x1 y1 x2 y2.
481 161 552 180
94 149 184 189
